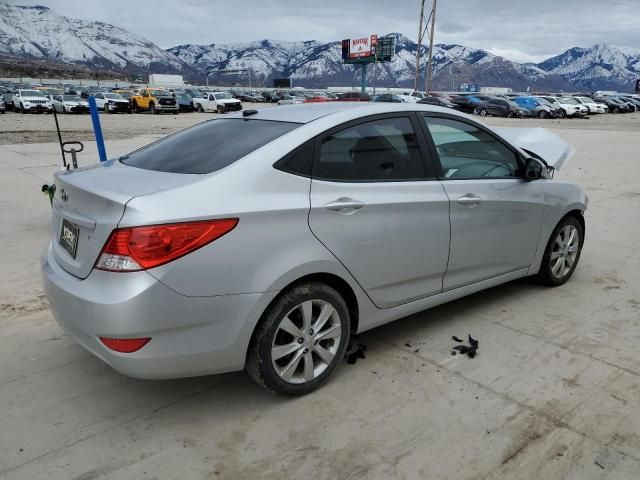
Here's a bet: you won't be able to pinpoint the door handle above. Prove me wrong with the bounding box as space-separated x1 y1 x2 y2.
324 198 365 213
457 195 483 207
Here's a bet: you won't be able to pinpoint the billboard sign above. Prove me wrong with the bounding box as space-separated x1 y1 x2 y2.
346 35 377 59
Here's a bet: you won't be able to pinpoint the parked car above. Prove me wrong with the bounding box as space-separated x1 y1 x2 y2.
534 97 564 117
512 96 555 118
304 96 332 103
278 96 305 105
406 90 429 103
43 103 587 395
51 95 89 113
244 92 266 103
592 96 628 113
130 88 179 114
371 94 406 103
0 87 14 110
338 92 370 101
174 92 195 112
416 96 459 109
261 91 280 103
540 96 586 118
449 94 482 113
573 96 606 114
193 91 242 113
613 96 638 112
12 89 53 114
93 93 132 113
474 98 525 117
0 97 5 114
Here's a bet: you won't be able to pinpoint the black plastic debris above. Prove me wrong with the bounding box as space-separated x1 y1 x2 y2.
345 336 367 365
452 336 463 343
451 335 479 358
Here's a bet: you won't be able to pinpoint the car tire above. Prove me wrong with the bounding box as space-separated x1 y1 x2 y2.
132 101 139 113
479 108 488 117
196 104 204 113
20 103 26 114
246 281 351 395
538 110 547 119
150 103 157 115
535 215 584 287
217 106 224 114
613 107 620 114
559 109 567 118
507 112 515 118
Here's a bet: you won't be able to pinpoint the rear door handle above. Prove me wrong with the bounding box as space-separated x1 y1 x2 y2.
457 195 483 207
324 198 365 213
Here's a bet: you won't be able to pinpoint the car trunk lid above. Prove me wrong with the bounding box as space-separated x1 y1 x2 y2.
51 159 198 279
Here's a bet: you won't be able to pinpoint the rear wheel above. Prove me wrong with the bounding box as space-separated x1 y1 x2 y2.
536 215 584 286
246 282 351 395
538 110 547 119
197 104 204 113
479 108 488 116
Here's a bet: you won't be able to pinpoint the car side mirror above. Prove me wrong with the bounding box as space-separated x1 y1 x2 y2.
524 157 545 181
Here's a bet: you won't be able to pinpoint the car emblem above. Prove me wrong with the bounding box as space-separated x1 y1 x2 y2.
60 189 68 202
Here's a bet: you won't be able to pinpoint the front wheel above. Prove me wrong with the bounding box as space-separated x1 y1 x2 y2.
479 108 488 117
536 215 584 286
150 103 157 114
132 101 139 113
217 106 224 114
20 104 27 114
246 282 351 395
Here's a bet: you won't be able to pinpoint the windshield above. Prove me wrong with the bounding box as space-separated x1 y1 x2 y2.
560 97 579 105
62 95 82 101
150 90 168 97
21 90 45 97
507 100 519 107
535 98 552 107
104 93 123 99
121 119 300 174
215 92 233 99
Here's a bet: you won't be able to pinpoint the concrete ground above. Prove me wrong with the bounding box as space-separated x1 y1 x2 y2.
0 114 639 480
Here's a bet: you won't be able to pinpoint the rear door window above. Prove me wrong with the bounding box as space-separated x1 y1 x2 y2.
121 119 300 174
315 116 427 182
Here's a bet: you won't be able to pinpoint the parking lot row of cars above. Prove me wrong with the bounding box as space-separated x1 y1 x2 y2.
0 82 638 118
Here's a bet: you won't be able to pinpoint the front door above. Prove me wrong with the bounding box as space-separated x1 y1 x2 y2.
422 115 545 290
309 114 451 309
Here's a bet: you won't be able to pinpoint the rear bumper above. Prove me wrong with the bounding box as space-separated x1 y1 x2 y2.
41 243 277 379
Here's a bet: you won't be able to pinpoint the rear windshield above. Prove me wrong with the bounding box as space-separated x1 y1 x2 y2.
121 118 300 174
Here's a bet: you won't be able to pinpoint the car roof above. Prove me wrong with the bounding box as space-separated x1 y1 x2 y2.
224 102 464 124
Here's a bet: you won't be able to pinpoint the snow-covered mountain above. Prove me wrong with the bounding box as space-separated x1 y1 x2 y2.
537 43 640 90
0 3 187 73
168 34 572 90
0 2 637 91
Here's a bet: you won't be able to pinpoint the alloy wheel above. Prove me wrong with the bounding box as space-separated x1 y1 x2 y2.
550 225 579 279
271 299 342 384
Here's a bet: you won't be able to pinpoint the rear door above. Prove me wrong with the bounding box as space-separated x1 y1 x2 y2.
421 114 545 290
308 113 451 309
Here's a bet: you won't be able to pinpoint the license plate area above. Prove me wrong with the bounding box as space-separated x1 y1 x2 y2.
59 218 79 259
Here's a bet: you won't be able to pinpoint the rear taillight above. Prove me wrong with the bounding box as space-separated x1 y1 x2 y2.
95 218 238 272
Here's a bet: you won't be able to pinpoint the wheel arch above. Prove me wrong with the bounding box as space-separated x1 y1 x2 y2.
258 272 360 336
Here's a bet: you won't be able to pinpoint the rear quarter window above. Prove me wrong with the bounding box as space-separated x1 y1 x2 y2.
121 118 300 174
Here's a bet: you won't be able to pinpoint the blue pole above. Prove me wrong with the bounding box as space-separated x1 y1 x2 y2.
87 96 108 162
360 63 367 94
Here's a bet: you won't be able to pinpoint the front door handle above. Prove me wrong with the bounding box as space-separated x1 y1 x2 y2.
457 195 483 207
324 198 365 213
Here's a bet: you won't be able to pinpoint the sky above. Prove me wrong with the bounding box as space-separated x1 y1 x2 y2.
10 0 640 62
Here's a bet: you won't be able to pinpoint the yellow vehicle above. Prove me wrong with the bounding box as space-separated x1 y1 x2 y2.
130 87 179 114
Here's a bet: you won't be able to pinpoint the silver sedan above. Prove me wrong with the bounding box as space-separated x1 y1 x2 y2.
42 103 587 395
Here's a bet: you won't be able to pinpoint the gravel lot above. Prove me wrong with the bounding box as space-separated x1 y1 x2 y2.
1 107 639 479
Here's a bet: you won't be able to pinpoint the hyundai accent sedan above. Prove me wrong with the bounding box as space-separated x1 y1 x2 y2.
42 103 587 395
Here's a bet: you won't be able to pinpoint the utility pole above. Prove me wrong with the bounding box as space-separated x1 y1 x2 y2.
425 0 438 93
414 0 426 91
